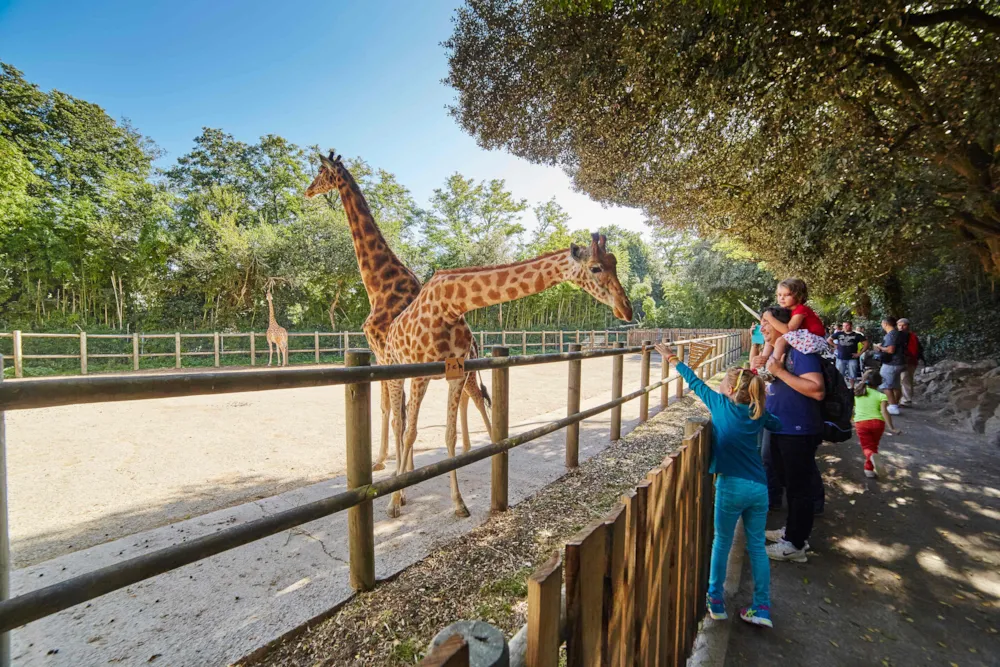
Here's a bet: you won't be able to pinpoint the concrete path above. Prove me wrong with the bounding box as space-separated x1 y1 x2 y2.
723 406 1000 667
11 364 667 666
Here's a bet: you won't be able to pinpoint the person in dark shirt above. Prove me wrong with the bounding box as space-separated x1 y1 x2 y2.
828 320 868 385
874 317 908 415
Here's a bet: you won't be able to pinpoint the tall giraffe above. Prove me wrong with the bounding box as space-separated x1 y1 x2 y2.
265 291 289 367
383 233 633 517
304 152 492 471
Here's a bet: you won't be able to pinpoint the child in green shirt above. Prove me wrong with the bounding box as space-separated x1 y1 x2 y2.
853 370 900 478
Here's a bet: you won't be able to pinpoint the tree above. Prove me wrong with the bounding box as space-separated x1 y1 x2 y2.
445 0 1000 285
422 174 528 270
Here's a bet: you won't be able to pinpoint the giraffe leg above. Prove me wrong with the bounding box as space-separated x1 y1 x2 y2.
268 340 273 367
386 378 406 519
444 378 470 517
372 381 392 471
464 375 494 445
460 389 471 453
399 377 430 506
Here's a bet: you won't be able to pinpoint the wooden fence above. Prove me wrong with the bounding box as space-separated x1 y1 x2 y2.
0 332 742 667
0 328 736 378
421 418 714 667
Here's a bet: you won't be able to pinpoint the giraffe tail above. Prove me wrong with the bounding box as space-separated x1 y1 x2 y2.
470 338 492 410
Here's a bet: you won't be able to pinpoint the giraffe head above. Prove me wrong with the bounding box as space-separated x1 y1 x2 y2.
569 233 633 322
304 151 344 198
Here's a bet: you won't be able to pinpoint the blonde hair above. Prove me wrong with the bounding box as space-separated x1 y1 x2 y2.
725 366 766 420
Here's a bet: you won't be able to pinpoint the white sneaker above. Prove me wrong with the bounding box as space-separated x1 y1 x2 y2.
887 404 901 416
864 469 877 478
765 527 809 550
870 453 886 478
767 538 808 563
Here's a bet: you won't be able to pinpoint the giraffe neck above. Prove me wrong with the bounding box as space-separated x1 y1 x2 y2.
335 166 413 298
268 298 277 327
431 249 578 319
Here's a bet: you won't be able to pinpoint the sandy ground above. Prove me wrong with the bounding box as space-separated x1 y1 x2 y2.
5 354 653 567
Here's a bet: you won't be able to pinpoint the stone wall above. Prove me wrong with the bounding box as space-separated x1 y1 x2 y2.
916 359 1000 446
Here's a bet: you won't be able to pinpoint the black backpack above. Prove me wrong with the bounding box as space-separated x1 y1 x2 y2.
819 357 854 443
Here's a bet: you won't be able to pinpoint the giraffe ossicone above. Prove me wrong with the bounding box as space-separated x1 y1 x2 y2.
383 234 633 518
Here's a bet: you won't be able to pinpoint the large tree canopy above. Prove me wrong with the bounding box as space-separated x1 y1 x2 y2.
445 0 1000 290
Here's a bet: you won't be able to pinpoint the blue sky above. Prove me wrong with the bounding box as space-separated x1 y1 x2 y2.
0 0 646 233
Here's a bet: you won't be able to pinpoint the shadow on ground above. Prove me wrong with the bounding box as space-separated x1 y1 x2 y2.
725 406 1000 667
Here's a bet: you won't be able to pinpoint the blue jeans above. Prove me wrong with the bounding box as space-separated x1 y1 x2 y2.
836 358 860 382
709 475 770 608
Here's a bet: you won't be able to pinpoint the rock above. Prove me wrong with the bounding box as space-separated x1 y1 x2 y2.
952 389 982 412
968 392 1000 434
986 375 1000 393
985 366 1000 379
971 359 998 371
933 360 972 371
988 431 1000 448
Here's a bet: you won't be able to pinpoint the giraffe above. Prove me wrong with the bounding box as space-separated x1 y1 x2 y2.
383 233 633 518
265 291 289 367
304 152 492 472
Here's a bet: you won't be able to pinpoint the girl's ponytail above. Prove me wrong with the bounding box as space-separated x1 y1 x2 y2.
747 374 766 420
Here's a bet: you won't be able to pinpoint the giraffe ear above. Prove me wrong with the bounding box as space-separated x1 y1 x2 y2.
319 153 336 170
570 243 585 261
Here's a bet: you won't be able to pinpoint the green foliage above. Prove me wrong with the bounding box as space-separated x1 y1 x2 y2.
445 0 1000 291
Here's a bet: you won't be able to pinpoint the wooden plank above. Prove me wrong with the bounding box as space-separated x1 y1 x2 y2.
655 459 678 665
566 519 607 667
682 445 698 657
642 467 665 667
527 551 563 667
628 481 649 666
420 634 469 667
602 504 627 667
669 445 689 667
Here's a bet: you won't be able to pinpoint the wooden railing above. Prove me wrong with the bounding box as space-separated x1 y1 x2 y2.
0 332 742 667
421 417 714 667
0 328 738 378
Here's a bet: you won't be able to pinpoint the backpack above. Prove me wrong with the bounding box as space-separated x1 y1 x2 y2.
819 356 854 443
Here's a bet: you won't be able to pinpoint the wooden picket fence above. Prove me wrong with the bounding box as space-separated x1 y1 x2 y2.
422 416 714 667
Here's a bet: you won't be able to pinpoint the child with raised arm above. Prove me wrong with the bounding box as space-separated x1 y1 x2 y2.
657 343 779 628
753 278 828 375
853 369 901 479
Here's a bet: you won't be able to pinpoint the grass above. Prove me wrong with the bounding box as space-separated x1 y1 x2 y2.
390 639 420 664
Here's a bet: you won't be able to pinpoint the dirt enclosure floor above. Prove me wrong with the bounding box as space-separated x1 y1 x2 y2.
6 354 651 567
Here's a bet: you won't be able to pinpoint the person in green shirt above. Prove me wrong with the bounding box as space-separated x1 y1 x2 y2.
853 369 901 479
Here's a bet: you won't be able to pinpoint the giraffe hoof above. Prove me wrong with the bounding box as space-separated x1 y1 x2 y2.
372 461 386 472
454 503 470 519
386 503 401 519
399 491 407 506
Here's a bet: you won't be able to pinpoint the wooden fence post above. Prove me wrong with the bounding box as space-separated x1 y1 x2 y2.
527 552 562 667
522 331 527 356
560 331 565 353
610 341 625 441
565 519 607 667
0 357 10 666
250 332 256 366
345 350 375 591
79 332 87 375
213 332 220 367
639 340 652 423
660 341 671 409
566 343 582 468
674 343 686 399
491 346 509 512
12 332 22 379
315 331 320 364
420 634 469 667
174 332 181 369
132 333 139 371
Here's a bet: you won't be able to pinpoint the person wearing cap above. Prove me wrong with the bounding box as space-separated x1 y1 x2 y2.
898 318 925 407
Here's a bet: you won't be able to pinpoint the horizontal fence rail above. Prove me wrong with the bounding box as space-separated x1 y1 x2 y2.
0 328 738 379
0 331 743 660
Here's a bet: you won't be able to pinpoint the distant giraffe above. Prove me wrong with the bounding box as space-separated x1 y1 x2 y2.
305 152 492 471
383 234 633 518
265 291 289 367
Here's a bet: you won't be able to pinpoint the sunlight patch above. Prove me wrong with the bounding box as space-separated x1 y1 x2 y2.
836 536 908 563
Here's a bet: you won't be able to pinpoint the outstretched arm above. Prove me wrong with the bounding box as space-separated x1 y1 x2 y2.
656 343 727 414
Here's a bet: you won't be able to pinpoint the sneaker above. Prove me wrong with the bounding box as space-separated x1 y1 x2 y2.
765 528 809 550
864 469 877 478
767 538 808 563
870 453 886 478
739 604 773 628
887 404 901 416
706 594 728 620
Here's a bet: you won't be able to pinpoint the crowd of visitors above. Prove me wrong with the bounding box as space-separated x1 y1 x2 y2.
657 276 925 629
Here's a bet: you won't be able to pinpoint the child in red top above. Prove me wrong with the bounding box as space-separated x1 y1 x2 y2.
754 278 829 369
